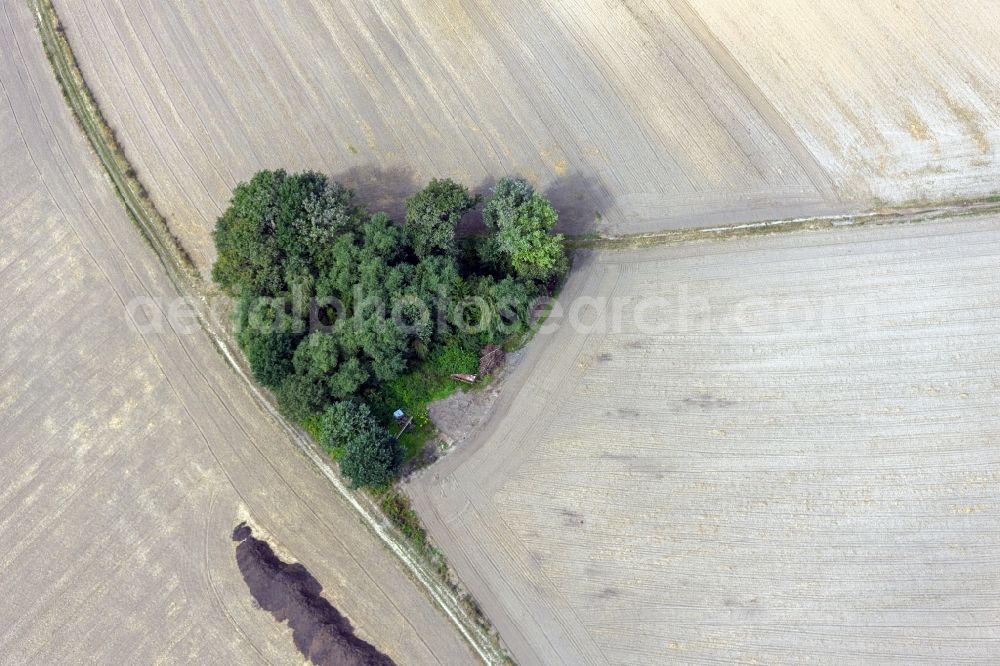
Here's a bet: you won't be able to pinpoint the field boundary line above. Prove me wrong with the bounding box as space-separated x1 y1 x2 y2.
30 2 1000 662
568 198 1000 251
31 1 506 662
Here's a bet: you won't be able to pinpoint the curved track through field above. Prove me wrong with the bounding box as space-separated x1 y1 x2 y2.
16 1 1000 663
0 2 476 663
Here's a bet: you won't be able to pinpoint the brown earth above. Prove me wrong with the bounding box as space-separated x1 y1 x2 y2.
232 523 394 666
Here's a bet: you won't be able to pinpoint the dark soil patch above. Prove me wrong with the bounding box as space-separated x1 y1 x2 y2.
232 523 395 666
681 394 735 410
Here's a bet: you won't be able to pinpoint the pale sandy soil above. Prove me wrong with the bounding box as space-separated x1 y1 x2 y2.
690 0 1000 203
20 2 1000 663
55 1 1000 280
53 0 846 277
0 2 473 663
409 216 1000 664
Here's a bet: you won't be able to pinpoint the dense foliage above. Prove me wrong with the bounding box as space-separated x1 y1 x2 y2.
213 170 566 486
481 176 567 286
405 177 477 258
319 401 399 487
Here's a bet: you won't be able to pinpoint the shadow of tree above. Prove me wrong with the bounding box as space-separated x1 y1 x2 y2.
459 171 612 237
328 166 612 238
333 165 419 224
542 170 613 236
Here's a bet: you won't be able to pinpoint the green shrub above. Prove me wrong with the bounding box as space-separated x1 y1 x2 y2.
380 490 426 548
320 401 400 487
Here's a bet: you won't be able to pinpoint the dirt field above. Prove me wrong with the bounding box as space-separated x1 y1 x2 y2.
53 0 847 277
0 3 473 663
408 215 1000 664
24 1 1000 663
691 0 1000 203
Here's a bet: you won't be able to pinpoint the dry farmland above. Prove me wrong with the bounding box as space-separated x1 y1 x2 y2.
0 2 473 663
53 1 1000 280
14 0 1000 664
54 0 848 277
409 216 1000 664
691 0 1000 202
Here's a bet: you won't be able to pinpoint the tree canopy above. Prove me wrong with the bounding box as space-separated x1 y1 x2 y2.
405 178 477 258
481 176 567 285
212 169 566 486
320 401 400 487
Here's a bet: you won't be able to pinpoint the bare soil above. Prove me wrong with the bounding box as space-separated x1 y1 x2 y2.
0 3 474 662
53 0 849 278
690 0 1000 203
428 351 522 450
408 215 1000 664
19 1 1000 663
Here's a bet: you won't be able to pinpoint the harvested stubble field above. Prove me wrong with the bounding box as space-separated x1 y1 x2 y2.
53 1 1000 279
409 215 1000 664
54 0 847 277
22 0 1000 664
0 2 473 663
691 0 1000 203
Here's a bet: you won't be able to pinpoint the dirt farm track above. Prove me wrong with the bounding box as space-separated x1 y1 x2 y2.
409 216 1000 664
4 0 1000 664
0 2 473 662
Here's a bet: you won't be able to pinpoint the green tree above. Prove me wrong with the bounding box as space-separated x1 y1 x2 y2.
482 176 533 228
452 276 532 346
412 256 462 344
321 401 401 487
405 178 477 258
325 355 369 399
363 211 406 264
291 333 371 401
234 296 300 388
212 169 569 487
212 206 282 297
481 177 567 285
485 276 533 339
274 373 328 423
296 180 364 271
240 326 294 388
319 400 371 450
211 169 328 296
317 232 362 309
356 315 409 382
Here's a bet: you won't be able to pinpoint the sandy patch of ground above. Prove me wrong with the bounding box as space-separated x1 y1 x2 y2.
428 351 522 449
